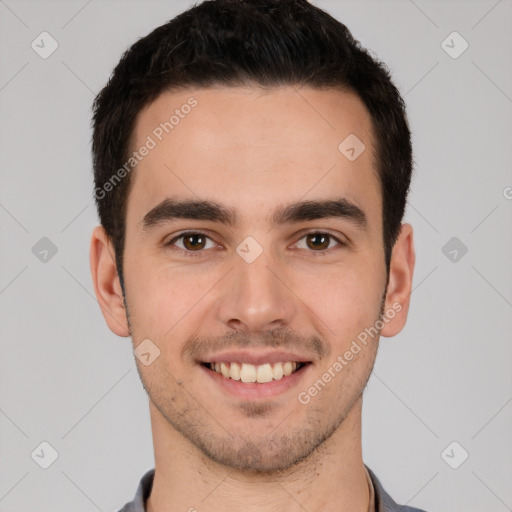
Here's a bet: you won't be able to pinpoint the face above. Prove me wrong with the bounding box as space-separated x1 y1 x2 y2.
91 85 414 474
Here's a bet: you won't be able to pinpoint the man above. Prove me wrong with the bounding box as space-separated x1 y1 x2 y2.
89 0 423 510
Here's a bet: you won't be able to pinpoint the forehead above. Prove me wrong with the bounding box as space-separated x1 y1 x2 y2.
127 85 380 229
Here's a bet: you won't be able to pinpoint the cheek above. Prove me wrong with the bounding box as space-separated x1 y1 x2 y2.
124 256 210 340
297 263 385 337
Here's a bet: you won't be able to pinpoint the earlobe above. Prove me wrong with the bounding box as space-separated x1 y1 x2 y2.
380 223 415 338
89 225 131 337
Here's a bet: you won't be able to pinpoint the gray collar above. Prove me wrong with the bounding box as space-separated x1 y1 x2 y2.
118 465 427 512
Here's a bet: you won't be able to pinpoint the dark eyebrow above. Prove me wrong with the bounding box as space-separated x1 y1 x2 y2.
141 197 238 230
271 198 367 229
141 196 367 231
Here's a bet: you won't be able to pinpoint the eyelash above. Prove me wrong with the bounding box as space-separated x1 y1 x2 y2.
164 230 346 257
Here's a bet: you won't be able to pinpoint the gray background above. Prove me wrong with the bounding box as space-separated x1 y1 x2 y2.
0 0 511 510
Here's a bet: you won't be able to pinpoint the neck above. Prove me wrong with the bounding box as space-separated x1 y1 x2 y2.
146 397 369 512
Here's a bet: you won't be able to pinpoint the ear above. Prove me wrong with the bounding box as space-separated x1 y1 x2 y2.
89 225 130 337
380 223 415 338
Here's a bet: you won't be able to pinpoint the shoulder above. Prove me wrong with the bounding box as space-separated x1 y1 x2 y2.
366 465 428 512
116 468 155 512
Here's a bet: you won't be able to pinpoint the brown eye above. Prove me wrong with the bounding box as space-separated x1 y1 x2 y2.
294 232 344 254
182 233 207 251
305 233 330 250
166 231 216 255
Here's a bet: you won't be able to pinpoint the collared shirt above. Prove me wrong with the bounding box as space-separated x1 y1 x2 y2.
117 465 427 512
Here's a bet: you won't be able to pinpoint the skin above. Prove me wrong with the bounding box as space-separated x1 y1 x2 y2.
90 86 415 512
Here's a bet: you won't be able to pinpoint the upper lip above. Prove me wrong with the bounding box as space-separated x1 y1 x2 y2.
199 350 312 366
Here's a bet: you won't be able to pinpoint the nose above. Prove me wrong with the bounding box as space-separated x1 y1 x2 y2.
215 245 298 334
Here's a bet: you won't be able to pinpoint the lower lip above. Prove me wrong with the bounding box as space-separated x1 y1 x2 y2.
200 363 312 399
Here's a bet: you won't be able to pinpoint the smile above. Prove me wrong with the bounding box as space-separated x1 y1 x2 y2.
203 361 308 383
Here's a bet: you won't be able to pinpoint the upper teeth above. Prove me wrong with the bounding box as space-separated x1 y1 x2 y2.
209 362 300 383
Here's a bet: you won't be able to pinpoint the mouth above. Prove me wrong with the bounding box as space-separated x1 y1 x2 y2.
201 361 310 383
199 358 313 400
